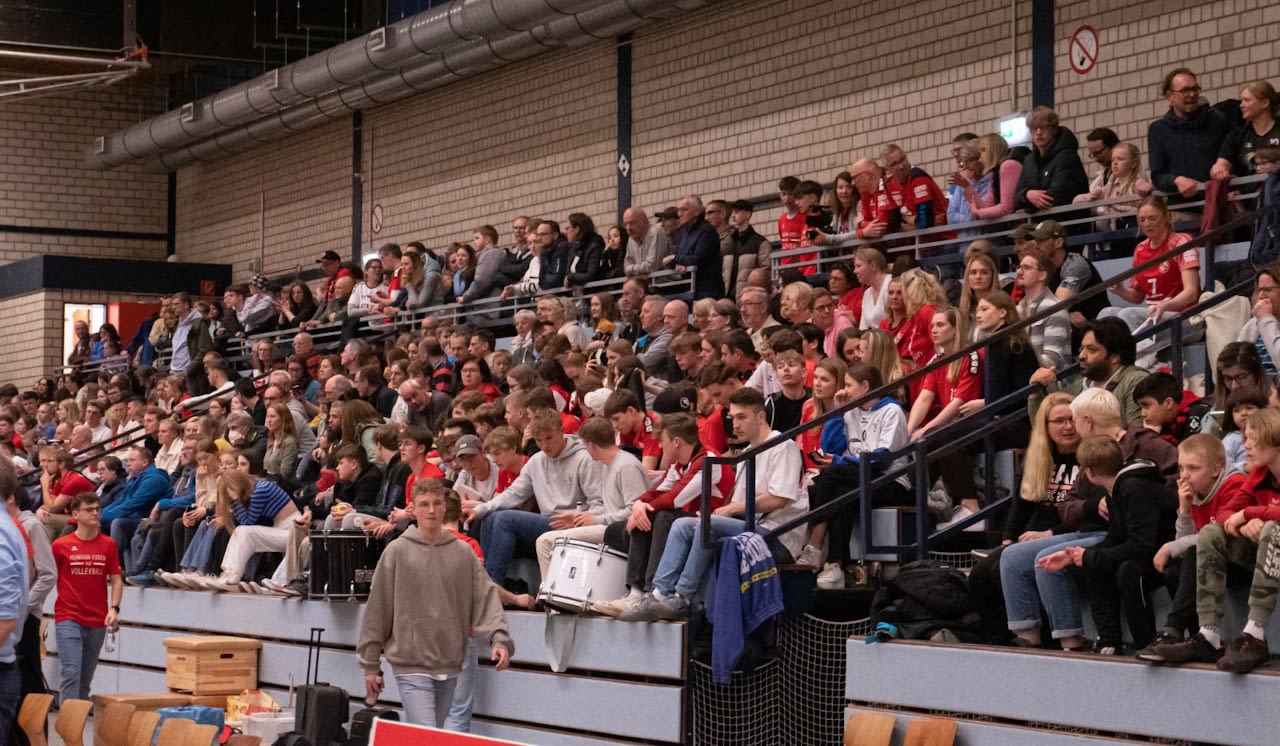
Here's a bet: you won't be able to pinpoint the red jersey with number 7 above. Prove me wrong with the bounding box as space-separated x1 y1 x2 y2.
1129 232 1198 310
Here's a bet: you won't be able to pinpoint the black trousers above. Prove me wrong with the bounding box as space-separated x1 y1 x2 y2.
603 509 681 592
968 546 1012 643
807 463 913 567
1162 548 1198 637
1088 556 1162 649
15 613 44 698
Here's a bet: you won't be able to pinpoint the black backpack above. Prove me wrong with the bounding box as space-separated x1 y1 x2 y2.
1249 170 1280 268
272 735 312 746
870 559 982 642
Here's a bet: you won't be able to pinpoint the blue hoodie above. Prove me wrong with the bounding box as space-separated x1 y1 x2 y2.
101 464 172 522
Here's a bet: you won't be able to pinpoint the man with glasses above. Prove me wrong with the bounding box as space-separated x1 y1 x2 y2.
1084 128 1121 190
881 144 948 231
1148 68 1231 199
1014 106 1089 214
850 158 899 240
1021 249 1077 383
51 492 123 705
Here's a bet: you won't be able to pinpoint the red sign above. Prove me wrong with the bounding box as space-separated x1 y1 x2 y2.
1070 25 1099 75
200 280 216 297
370 719 528 745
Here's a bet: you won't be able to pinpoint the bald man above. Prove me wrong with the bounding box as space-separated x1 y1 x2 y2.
849 157 900 239
622 207 670 277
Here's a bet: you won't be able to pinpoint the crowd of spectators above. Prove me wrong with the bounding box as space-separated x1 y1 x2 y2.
5 68 1280 738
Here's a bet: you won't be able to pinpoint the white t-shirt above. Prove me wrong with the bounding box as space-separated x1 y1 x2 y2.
732 431 808 559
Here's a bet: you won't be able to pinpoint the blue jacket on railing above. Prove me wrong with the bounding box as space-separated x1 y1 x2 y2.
101 464 172 523
672 214 725 299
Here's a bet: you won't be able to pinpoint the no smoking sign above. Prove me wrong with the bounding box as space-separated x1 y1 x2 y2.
1070 25 1099 75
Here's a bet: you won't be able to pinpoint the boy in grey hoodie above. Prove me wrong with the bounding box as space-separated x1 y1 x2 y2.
358 478 513 730
465 409 603 583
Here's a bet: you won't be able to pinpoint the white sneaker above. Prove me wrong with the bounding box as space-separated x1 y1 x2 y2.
592 590 643 618
794 544 825 569
937 505 975 531
816 563 846 590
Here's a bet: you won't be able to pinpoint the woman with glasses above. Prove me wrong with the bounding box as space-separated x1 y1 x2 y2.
1236 262 1280 374
969 392 1079 643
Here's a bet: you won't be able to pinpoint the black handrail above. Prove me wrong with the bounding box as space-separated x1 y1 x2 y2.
700 195 1272 549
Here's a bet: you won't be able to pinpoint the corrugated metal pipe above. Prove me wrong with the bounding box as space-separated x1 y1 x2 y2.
87 0 719 171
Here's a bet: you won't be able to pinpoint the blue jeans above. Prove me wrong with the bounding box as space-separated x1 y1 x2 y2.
652 515 746 600
1000 531 1106 639
478 511 551 584
55 621 106 704
396 674 458 729
106 517 142 575
0 664 19 745
181 521 216 572
444 636 477 732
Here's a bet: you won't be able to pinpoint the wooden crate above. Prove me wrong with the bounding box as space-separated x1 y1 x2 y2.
164 635 261 695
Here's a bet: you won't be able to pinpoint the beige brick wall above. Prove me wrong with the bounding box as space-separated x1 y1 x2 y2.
167 0 1280 271
0 83 169 265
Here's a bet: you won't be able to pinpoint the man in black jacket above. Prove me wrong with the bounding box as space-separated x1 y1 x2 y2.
1015 106 1089 214
667 195 725 300
1147 68 1231 199
1039 435 1177 653
355 365 398 419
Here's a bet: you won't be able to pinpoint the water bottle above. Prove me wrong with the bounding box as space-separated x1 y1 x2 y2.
104 628 118 654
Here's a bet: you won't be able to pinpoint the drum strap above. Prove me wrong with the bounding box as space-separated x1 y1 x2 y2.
544 609 580 673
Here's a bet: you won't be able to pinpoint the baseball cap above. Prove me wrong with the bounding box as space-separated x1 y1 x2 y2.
729 199 754 213
1032 220 1065 240
316 250 341 263
454 434 482 457
653 384 695 415
653 207 678 221
1011 224 1038 242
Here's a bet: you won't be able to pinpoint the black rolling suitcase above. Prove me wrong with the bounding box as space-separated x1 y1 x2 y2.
295 627 350 746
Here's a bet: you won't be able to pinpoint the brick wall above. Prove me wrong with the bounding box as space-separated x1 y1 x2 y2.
0 83 169 264
151 0 1277 275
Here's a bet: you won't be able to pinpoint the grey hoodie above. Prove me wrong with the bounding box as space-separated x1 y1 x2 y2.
470 435 603 518
357 528 512 677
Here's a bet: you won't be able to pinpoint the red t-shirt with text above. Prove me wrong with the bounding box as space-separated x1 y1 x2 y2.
52 532 120 628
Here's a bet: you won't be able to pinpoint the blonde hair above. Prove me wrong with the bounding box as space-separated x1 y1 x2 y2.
978 133 1009 173
1246 407 1280 450
1103 143 1144 199
958 242 1000 328
1020 392 1074 502
215 469 253 534
1178 433 1226 468
900 268 947 317
1070 387 1122 430
860 328 907 400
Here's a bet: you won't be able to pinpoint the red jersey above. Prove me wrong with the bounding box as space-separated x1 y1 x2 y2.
698 412 728 455
449 529 484 561
884 168 948 230
403 461 446 506
920 351 982 421
857 186 901 237
1130 233 1198 309
798 399 823 467
495 459 527 495
777 211 816 276
559 411 581 435
619 413 662 462
882 304 936 368
52 532 120 628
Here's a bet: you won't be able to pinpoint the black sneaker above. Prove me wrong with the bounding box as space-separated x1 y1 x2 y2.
1133 631 1182 662
1217 633 1271 673
1138 633 1222 665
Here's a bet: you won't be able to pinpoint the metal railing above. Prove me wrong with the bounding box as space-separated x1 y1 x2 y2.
704 189 1272 560
767 173 1265 276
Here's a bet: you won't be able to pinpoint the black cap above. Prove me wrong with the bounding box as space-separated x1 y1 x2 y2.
730 199 754 213
653 207 678 221
653 385 695 415
316 250 341 263
1011 224 1037 242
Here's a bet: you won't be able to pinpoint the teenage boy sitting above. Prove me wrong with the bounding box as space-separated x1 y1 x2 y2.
1144 407 1280 672
766 348 811 433
1038 435 1177 653
533 417 648 579
604 389 662 471
1135 434 1247 660
1133 371 1211 446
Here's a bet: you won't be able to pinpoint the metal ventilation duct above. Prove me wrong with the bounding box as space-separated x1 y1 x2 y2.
89 0 716 171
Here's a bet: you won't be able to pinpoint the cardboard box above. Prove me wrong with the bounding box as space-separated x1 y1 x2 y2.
164 636 261 695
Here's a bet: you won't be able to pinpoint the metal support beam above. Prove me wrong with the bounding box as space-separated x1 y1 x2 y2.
615 34 633 221
1031 0 1054 108
351 110 364 263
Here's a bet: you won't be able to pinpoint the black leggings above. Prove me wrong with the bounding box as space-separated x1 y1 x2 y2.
808 463 913 567
603 509 682 592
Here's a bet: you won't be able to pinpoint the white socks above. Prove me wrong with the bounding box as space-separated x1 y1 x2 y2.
1199 626 1221 649
1243 620 1268 641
